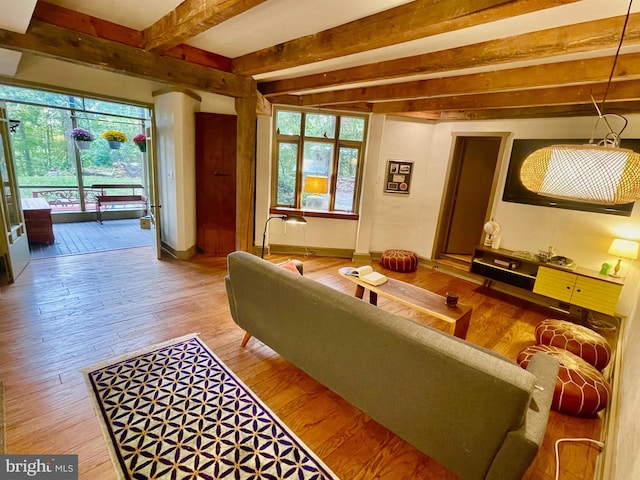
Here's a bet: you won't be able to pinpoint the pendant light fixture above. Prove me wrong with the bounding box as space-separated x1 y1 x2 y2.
520 0 640 205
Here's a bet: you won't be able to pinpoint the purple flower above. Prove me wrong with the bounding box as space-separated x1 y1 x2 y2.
70 127 95 141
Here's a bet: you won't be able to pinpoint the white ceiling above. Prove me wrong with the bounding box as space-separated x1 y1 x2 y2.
40 0 640 85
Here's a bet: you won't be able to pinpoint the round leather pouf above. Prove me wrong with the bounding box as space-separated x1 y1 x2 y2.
380 249 418 272
517 345 610 417
535 319 611 371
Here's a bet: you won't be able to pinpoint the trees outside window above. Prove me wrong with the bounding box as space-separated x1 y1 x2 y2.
273 108 367 215
0 84 150 212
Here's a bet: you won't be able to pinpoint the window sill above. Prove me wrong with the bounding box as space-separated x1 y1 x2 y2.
270 207 359 221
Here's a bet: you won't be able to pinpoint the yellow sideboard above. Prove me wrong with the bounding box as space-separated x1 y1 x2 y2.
533 266 623 316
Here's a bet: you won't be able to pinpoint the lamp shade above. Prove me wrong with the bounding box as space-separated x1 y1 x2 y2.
520 145 640 205
608 238 639 259
304 175 329 194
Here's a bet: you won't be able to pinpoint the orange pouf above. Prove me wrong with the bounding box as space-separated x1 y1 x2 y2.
380 249 418 272
517 345 610 417
535 319 612 370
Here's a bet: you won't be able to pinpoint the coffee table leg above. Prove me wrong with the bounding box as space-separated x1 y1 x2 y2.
453 309 472 340
355 284 365 299
369 291 378 306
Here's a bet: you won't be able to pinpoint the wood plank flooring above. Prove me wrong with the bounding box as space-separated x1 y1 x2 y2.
0 248 606 479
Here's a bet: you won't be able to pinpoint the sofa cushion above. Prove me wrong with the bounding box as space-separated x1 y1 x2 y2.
278 259 302 275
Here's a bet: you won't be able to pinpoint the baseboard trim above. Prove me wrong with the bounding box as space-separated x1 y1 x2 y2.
161 242 196 260
265 244 354 259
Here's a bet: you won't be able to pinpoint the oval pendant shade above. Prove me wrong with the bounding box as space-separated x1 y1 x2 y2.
520 144 640 205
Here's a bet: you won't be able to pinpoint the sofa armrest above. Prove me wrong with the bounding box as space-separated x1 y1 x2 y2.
224 275 238 324
486 352 560 480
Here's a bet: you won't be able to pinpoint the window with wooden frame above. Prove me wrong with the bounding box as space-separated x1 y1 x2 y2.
272 108 367 217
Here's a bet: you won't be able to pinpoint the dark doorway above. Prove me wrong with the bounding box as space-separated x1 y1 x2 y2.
438 135 504 258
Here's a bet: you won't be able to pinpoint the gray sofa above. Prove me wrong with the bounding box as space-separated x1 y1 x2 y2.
224 251 559 480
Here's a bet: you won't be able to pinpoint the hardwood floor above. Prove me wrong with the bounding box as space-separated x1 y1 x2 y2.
0 248 607 479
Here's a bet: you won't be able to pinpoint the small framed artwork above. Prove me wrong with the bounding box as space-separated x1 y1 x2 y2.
385 160 413 194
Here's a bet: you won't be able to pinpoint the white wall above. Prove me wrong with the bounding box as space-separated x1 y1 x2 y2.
153 91 200 252
614 283 640 479
11 54 165 104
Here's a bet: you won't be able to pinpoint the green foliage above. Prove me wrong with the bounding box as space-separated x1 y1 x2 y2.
339 116 365 141
276 143 297 205
305 114 335 138
276 111 301 135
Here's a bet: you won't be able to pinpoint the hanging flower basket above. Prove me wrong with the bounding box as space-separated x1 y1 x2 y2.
102 130 127 149
133 133 147 153
75 140 92 150
69 128 95 150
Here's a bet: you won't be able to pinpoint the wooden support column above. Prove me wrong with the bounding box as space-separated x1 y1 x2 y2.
235 90 258 252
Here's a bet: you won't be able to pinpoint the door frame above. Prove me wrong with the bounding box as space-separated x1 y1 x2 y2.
433 131 511 260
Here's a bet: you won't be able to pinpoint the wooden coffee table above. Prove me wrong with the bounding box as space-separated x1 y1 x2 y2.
339 266 472 339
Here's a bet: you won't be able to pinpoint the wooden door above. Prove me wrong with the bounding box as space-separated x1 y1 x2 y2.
195 113 237 256
444 137 501 254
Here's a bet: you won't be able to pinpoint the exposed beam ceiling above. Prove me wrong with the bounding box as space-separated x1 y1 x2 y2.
4 0 640 120
143 0 268 52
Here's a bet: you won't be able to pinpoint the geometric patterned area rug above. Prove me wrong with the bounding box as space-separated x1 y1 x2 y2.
84 334 339 479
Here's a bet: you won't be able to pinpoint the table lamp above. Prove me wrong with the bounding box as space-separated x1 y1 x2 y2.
607 238 639 277
261 214 307 258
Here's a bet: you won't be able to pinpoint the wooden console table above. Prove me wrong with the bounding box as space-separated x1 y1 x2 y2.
21 197 55 244
339 267 472 339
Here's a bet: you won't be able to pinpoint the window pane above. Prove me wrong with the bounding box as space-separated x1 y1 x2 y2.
8 98 149 213
335 147 359 212
303 141 333 174
0 85 83 109
339 116 365 141
276 111 301 136
305 114 336 139
302 141 333 210
276 142 298 206
8 103 79 209
84 99 150 119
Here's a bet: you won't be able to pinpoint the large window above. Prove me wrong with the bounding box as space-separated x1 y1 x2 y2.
0 84 151 213
273 108 367 215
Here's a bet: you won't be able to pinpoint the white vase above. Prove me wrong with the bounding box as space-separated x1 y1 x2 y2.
75 140 92 150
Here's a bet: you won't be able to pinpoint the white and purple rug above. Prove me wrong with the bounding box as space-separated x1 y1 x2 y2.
84 334 338 479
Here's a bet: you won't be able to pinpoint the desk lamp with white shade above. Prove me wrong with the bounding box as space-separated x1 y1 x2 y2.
607 238 639 277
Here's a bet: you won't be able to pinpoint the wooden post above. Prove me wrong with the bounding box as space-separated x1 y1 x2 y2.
235 90 258 252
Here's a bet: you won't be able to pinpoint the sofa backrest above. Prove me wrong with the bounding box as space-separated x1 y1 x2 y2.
226 251 538 480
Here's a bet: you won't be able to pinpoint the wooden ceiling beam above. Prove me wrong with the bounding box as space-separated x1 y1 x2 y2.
34 2 233 71
427 101 640 120
372 79 640 113
143 0 267 52
0 21 254 98
259 12 640 96
234 0 578 76
298 53 640 106
33 1 142 48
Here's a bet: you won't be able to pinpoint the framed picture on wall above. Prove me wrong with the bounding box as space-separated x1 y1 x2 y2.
385 160 413 194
